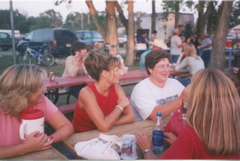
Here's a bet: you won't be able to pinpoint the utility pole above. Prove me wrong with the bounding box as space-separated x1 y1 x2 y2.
10 0 16 64
81 13 83 30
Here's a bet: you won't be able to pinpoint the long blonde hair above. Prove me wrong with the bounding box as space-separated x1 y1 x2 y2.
184 43 199 59
0 64 46 116
186 69 240 156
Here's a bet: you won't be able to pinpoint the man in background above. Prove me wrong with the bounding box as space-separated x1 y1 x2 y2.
140 39 168 70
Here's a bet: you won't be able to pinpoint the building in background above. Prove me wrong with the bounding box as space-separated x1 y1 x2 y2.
139 12 194 43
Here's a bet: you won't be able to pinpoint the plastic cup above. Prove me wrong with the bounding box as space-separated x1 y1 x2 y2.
120 134 137 160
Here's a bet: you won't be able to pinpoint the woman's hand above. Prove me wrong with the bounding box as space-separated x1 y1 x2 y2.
136 132 152 152
75 53 83 68
23 131 53 153
164 132 177 145
233 67 239 74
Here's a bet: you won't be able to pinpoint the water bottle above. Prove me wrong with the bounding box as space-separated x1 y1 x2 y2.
152 112 164 152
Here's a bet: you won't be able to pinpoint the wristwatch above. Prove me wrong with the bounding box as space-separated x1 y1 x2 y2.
143 148 152 154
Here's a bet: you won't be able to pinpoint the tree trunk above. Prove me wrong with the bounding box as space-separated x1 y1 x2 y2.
105 1 118 44
174 2 180 28
151 0 156 32
85 0 106 40
116 1 128 33
211 1 233 70
206 2 214 36
125 0 134 66
196 1 206 37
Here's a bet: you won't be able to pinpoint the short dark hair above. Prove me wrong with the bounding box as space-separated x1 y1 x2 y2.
145 49 171 75
71 41 86 55
152 30 157 34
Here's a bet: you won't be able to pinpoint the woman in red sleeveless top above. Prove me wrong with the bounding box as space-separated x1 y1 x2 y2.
72 49 135 132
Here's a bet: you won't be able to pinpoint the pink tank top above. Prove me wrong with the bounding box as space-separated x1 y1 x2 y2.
72 83 118 132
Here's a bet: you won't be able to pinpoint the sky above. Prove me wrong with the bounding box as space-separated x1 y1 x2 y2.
1 0 198 20
1 0 168 21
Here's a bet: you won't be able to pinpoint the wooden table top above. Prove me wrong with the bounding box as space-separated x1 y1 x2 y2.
44 69 188 90
6 147 68 160
62 116 171 159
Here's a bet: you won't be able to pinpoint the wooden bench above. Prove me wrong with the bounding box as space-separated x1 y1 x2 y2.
58 103 76 114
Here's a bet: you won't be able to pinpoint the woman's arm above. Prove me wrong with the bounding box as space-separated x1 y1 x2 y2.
79 87 129 132
175 52 184 66
114 85 135 125
136 132 158 159
0 132 53 159
47 111 74 143
175 57 188 72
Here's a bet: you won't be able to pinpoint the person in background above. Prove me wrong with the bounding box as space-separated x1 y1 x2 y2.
131 49 189 121
188 33 200 54
224 67 240 95
109 44 127 74
170 28 185 63
174 43 205 86
178 25 184 36
140 39 169 70
62 41 87 98
0 64 74 159
136 69 240 159
149 30 158 42
137 31 149 49
72 49 134 132
198 33 212 68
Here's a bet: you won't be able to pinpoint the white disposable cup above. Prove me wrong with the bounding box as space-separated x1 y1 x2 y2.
120 134 138 160
19 109 44 140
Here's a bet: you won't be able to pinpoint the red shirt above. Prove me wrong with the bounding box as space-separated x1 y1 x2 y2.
72 83 118 132
161 126 240 159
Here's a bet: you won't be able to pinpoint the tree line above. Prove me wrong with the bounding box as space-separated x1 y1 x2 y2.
0 9 103 33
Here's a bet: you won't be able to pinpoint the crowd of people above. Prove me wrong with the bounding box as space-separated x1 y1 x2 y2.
1 25 240 160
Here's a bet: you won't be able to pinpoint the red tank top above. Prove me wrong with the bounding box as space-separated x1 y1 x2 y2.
72 83 118 132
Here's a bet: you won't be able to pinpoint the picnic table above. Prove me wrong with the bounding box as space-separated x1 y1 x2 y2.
44 69 188 113
44 69 188 91
6 147 68 160
61 116 171 159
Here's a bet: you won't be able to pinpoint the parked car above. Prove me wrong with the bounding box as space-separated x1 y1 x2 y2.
118 35 127 47
16 28 78 56
75 30 104 50
0 32 20 51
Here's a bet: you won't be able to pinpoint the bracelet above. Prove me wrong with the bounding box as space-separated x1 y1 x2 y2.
143 148 152 154
48 135 54 142
115 105 123 111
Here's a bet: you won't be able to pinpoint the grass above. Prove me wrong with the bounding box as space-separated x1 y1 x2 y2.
0 55 15 74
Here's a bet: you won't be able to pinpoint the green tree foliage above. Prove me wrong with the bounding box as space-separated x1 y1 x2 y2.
63 11 106 31
63 12 82 30
183 22 193 40
40 9 63 28
0 9 63 33
230 1 240 28
0 9 29 33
